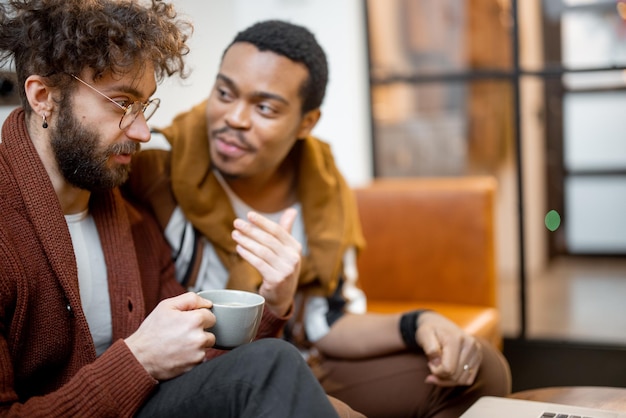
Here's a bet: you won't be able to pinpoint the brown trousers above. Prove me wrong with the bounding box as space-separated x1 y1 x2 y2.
315 339 511 418
328 395 367 418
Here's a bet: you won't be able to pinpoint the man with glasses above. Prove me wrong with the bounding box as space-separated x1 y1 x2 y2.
0 1 348 417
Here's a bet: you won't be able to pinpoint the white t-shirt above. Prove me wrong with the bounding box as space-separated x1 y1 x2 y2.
65 210 112 356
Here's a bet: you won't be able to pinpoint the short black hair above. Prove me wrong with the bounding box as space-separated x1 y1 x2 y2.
227 20 328 114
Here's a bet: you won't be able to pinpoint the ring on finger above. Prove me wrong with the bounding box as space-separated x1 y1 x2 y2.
463 363 472 372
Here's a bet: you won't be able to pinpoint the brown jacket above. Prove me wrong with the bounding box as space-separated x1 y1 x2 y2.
0 109 184 416
0 108 283 417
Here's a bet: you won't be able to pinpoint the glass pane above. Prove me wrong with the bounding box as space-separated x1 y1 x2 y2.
367 0 513 80
543 0 626 70
371 80 514 176
564 90 626 172
565 175 626 253
562 3 626 69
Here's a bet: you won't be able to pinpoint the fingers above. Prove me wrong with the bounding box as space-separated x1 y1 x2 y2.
231 211 302 278
236 211 300 252
233 215 280 256
458 339 482 385
168 291 213 311
447 337 481 385
161 293 216 333
231 211 301 316
125 295 218 380
417 312 483 387
279 207 298 233
425 337 482 387
419 331 443 365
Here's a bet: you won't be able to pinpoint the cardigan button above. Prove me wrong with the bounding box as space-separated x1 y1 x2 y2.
66 303 71 312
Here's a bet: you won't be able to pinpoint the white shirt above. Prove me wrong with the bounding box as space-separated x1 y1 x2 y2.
65 210 112 356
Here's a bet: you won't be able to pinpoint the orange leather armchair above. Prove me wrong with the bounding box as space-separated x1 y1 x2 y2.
353 176 501 348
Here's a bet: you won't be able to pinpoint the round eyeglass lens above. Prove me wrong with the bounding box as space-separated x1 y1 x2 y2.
119 99 160 130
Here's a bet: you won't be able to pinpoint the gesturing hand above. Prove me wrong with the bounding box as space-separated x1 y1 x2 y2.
124 292 215 381
415 311 483 387
231 209 302 317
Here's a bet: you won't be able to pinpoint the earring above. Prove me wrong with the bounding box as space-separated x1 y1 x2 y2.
42 114 48 129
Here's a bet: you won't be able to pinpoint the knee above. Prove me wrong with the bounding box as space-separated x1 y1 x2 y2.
238 338 303 368
476 341 512 397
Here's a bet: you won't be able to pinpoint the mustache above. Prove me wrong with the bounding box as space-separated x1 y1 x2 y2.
109 141 140 156
94 141 140 167
211 126 253 150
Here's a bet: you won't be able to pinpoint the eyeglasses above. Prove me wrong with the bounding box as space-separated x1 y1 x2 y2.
71 74 160 130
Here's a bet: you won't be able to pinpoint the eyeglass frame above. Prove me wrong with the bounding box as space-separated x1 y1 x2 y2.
70 74 160 130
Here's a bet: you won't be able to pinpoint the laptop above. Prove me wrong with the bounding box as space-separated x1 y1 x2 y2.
461 396 626 418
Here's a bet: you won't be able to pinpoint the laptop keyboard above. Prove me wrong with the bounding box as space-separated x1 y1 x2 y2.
541 412 597 418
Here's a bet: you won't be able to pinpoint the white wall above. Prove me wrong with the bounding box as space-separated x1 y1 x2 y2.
150 0 373 186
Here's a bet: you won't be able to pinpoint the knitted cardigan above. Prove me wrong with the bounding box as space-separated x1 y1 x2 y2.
0 109 285 416
0 108 184 416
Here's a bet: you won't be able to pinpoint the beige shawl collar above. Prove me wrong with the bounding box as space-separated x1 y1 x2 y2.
159 100 365 296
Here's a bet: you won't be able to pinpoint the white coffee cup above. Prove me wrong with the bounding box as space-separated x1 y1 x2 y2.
197 289 265 350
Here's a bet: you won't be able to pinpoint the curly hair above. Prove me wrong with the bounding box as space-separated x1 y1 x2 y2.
228 20 328 114
0 0 192 113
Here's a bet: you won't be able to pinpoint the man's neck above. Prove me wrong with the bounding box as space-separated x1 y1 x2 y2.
222 161 297 213
58 185 91 215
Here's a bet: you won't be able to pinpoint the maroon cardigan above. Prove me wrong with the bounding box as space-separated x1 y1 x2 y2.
0 109 287 417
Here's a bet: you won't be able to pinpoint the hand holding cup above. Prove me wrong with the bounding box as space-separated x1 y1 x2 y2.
197 289 265 350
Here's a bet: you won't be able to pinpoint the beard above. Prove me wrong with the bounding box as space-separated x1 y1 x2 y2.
50 101 139 191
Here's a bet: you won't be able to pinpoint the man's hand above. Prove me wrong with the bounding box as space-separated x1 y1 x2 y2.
415 311 482 387
231 209 301 317
124 292 215 381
